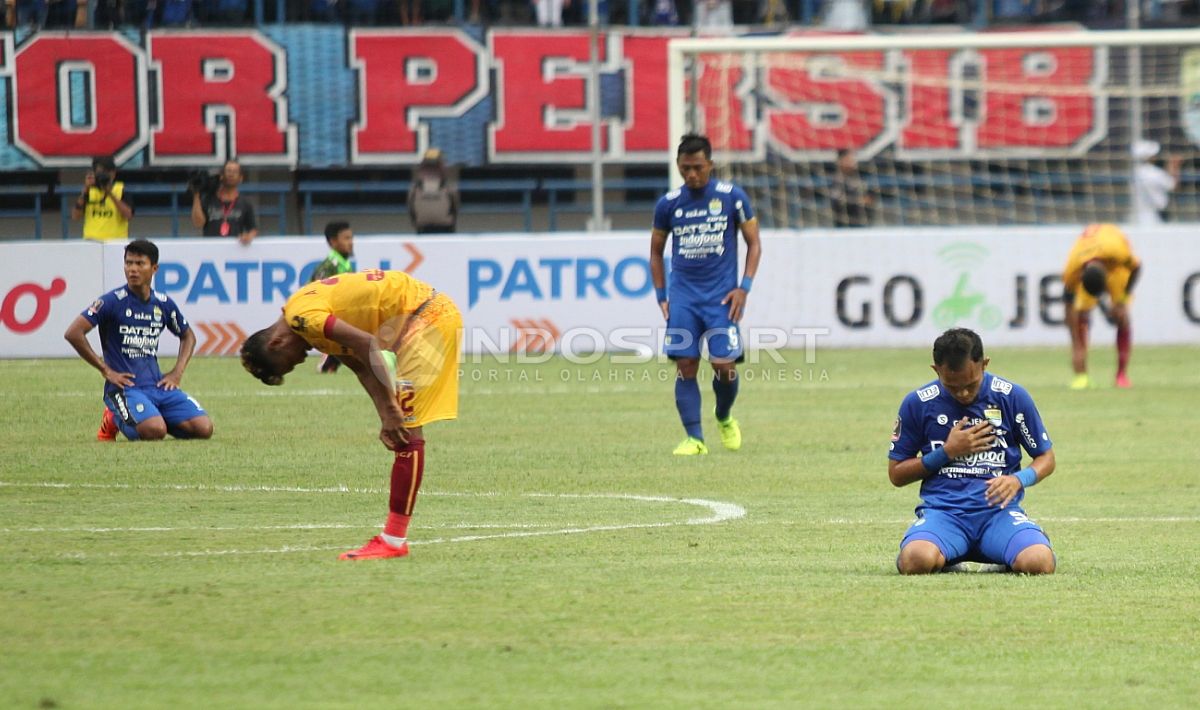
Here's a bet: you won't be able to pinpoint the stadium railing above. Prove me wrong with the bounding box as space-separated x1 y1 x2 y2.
296 179 538 234
541 177 667 231
57 182 291 239
0 185 49 240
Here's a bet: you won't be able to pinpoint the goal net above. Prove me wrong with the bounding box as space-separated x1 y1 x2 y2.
666 29 1200 228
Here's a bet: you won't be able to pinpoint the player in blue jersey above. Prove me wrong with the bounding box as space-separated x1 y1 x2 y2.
650 133 762 455
64 239 213 442
888 329 1055 574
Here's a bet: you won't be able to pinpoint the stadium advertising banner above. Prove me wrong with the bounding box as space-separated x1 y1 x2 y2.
2 227 1198 358
0 242 103 357
0 26 1114 169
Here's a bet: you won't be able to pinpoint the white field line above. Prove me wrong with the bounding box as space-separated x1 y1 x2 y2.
0 481 746 558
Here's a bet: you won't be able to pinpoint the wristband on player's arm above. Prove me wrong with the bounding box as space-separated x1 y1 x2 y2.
655 286 667 303
921 446 950 475
1015 467 1039 488
740 275 753 293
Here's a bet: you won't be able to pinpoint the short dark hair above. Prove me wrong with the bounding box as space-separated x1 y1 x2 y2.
836 148 853 160
933 328 984 370
125 239 159 266
324 221 351 243
1081 262 1108 297
240 327 286 386
92 155 116 172
677 133 712 160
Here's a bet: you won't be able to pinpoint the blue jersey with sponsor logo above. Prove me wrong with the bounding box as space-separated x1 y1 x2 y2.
81 287 190 395
889 372 1053 512
653 179 754 305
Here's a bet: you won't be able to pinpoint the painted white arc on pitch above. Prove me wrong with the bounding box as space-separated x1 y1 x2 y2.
0 481 747 558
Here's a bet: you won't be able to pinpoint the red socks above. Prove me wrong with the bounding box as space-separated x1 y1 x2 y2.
383 438 425 539
1116 323 1132 376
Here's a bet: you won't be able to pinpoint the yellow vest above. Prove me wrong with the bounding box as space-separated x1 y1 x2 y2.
82 182 130 241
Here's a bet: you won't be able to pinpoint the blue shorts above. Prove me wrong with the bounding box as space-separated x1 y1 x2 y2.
663 300 743 362
900 506 1052 568
105 387 207 438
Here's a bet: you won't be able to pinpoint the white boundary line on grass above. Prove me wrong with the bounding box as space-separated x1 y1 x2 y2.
0 481 747 558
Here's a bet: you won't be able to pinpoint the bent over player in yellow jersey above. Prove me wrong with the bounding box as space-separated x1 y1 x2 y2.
240 269 462 560
1061 224 1141 389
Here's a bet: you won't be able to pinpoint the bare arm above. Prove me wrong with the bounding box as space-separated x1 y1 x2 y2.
985 449 1056 509
108 189 134 221
191 192 206 229
887 418 996 488
71 174 95 221
64 315 134 388
326 318 407 449
159 327 197 390
722 217 763 322
740 217 762 282
650 228 669 320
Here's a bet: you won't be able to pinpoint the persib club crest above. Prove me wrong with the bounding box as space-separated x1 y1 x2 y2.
984 406 1002 428
708 199 722 216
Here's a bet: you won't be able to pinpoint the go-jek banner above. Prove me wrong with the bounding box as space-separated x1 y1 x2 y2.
0 25 1116 169
2 227 1198 358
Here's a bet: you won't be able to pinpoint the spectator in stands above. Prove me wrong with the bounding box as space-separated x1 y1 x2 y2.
532 0 567 26
14 0 49 30
1131 138 1182 226
694 0 732 28
645 0 678 24
42 0 78 26
92 0 120 27
309 0 338 20
72 155 134 242
191 159 259 245
398 0 420 24
408 148 459 235
829 148 874 228
824 0 868 30
157 0 195 25
204 0 249 23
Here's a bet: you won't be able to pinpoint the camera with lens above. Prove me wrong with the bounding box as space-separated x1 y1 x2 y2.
94 170 113 189
188 170 220 195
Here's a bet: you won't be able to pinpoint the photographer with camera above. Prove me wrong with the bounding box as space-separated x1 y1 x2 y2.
190 159 258 245
72 155 134 241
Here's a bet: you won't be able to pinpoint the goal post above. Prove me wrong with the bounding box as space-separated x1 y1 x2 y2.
666 29 1200 228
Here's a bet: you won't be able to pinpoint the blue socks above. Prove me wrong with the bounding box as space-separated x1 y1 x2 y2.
713 374 739 422
674 377 703 440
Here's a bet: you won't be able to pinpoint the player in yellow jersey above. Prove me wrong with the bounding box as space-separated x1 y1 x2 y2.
1061 224 1141 389
240 269 462 560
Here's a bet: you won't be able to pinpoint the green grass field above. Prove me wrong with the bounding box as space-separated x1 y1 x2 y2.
2 345 1199 709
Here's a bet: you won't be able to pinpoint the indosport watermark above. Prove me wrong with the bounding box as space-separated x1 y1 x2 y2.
454 325 833 385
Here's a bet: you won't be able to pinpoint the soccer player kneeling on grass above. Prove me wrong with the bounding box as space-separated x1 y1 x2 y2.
64 239 213 442
240 269 461 561
888 328 1056 575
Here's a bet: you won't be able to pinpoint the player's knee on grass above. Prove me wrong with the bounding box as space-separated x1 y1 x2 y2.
136 417 169 441
1010 544 1055 575
897 540 945 575
181 416 214 440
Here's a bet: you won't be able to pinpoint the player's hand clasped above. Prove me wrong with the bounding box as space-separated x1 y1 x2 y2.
942 417 995 458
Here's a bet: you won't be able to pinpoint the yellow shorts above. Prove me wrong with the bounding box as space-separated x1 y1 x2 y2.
1072 266 1132 312
392 292 461 427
